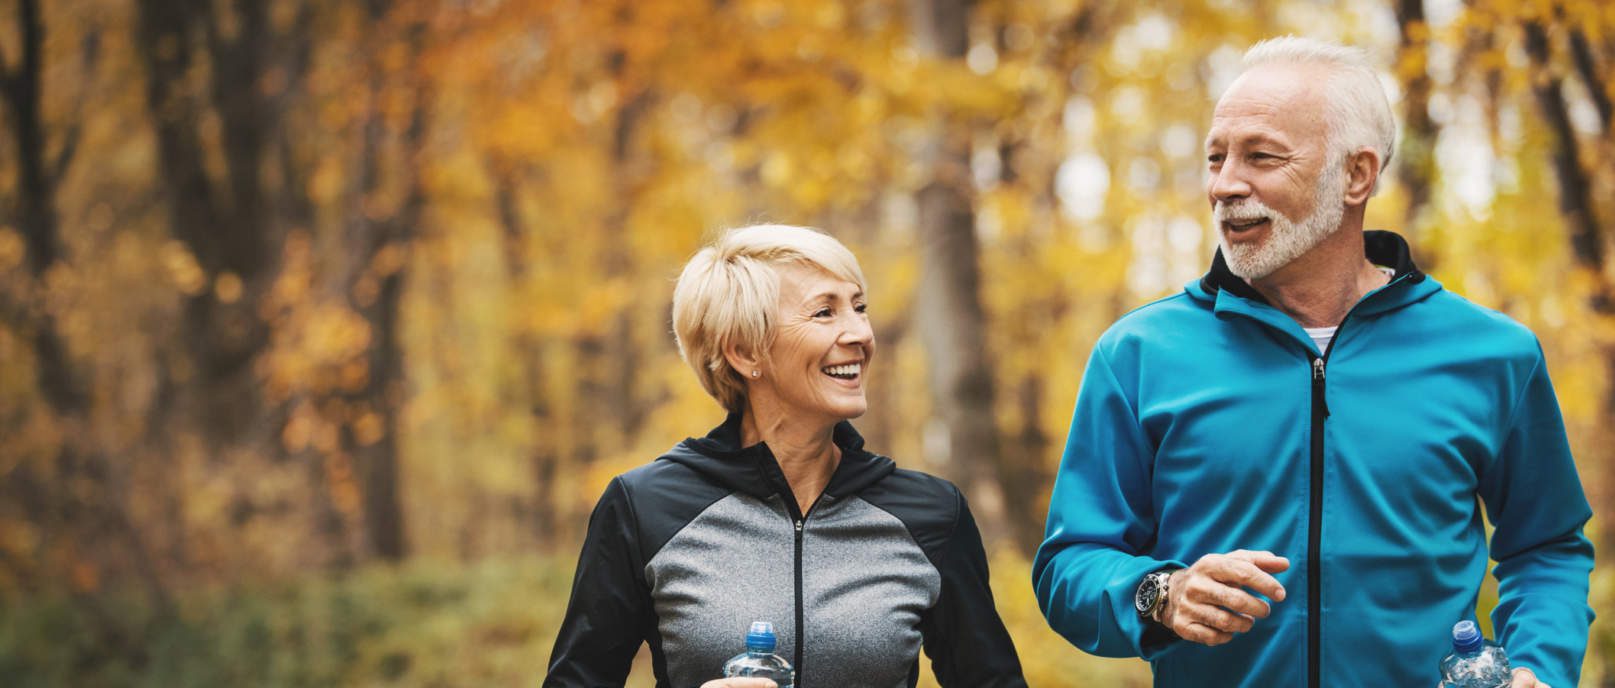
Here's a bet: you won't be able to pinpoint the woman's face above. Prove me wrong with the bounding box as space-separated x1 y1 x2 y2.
758 262 875 423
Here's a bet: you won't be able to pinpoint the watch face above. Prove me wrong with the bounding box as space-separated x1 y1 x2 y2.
1136 579 1158 614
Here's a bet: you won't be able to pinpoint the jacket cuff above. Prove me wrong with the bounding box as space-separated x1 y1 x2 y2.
1109 558 1186 659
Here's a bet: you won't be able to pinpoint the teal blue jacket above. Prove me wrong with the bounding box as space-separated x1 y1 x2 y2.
1033 231 1594 687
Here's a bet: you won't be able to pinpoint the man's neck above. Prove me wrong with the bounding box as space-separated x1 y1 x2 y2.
1246 226 1388 329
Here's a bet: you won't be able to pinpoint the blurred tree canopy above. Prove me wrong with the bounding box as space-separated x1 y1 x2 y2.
1 0 1613 685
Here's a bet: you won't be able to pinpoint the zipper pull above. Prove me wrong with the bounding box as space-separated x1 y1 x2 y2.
1311 358 1330 418
794 519 803 534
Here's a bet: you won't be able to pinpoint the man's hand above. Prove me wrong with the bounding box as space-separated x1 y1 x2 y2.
1161 549 1289 646
1509 667 1549 688
700 679 777 688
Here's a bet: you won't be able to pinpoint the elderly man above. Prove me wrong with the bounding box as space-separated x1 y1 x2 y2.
1033 37 1593 688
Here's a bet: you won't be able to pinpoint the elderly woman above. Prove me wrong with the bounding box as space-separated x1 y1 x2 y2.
545 225 1026 688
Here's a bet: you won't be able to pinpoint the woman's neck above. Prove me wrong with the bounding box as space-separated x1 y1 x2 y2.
741 399 841 516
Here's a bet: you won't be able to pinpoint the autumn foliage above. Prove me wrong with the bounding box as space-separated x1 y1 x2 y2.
1 0 1613 685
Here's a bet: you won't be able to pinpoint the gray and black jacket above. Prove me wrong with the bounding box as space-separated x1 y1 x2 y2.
545 414 1026 688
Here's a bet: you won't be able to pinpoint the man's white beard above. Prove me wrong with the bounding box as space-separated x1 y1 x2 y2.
1214 161 1347 281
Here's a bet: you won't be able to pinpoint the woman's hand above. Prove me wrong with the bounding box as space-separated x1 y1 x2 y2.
699 679 778 688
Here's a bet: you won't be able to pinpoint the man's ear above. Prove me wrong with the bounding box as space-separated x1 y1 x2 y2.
1343 147 1381 205
722 339 761 381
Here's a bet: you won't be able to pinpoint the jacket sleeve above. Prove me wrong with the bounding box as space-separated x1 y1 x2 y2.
1480 344 1595 688
918 490 1028 687
545 477 651 687
1032 343 1184 659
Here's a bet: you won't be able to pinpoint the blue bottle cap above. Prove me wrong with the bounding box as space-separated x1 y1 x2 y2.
746 621 777 652
1452 620 1483 653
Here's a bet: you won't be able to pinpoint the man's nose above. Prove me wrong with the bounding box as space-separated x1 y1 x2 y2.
1208 161 1252 203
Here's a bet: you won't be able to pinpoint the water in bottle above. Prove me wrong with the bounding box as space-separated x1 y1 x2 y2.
722 621 794 688
1439 620 1511 688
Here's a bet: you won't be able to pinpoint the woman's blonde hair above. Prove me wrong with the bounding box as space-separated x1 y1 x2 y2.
671 224 866 412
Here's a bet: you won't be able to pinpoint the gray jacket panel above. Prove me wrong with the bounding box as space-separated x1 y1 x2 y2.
648 492 940 688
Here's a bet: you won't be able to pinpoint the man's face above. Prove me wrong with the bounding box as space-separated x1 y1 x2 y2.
1204 64 1347 280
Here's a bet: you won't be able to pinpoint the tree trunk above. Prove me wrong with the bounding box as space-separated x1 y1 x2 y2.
1524 21 1610 310
1567 29 1612 138
134 0 286 451
339 4 426 562
1394 0 1440 266
1 0 174 646
909 0 1011 543
572 44 653 519
1523 20 1615 561
492 166 559 552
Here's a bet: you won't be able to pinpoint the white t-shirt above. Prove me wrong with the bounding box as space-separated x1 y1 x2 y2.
1304 325 1339 355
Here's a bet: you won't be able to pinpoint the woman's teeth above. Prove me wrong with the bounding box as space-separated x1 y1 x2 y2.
822 363 861 379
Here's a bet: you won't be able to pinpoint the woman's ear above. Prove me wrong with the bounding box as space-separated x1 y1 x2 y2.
722 340 761 381
1343 148 1381 205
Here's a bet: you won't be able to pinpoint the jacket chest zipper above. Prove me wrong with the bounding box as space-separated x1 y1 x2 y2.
794 517 805 685
1308 355 1329 688
1304 288 1389 688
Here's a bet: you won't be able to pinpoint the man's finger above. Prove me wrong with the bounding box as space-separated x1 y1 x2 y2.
1184 600 1254 634
1225 549 1292 574
1510 667 1541 688
1205 557 1287 602
1192 580 1272 619
1178 620 1233 646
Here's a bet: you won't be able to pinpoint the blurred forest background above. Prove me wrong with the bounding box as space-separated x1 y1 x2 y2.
2 0 1614 685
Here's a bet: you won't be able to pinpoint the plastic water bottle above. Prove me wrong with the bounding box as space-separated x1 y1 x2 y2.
722 621 794 688
1439 620 1512 688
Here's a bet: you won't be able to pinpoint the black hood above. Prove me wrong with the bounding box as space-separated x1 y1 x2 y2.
661 412 897 508
1199 229 1426 303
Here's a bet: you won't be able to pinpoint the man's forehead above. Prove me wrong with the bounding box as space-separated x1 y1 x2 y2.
1206 64 1330 144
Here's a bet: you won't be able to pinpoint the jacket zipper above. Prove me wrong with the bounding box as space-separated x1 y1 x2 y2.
1307 355 1328 688
794 516 804 685
1304 275 1395 688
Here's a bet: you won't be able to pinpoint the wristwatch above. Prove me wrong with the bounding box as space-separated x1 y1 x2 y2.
1135 569 1175 623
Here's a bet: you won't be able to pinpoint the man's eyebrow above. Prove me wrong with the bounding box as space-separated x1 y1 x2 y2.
1205 131 1288 150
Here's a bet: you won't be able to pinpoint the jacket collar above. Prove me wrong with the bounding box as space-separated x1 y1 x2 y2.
664 412 896 508
1187 230 1442 328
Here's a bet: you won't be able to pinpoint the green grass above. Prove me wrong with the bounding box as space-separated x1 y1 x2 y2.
0 557 575 688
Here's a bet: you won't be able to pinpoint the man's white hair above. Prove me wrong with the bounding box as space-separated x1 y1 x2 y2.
1241 36 1396 194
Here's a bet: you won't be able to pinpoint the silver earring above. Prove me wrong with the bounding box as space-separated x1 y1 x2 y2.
751 370 760 378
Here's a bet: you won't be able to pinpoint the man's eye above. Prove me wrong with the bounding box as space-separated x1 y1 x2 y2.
1207 153 1224 164
815 308 832 318
854 303 867 314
